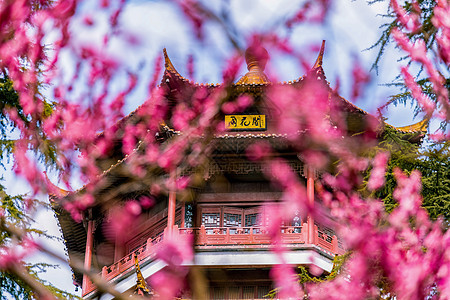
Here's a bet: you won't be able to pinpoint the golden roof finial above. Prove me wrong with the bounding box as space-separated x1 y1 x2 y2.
236 45 270 85
312 40 326 69
244 46 269 71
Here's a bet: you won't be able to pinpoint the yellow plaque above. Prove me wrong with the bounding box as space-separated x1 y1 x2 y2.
225 115 266 130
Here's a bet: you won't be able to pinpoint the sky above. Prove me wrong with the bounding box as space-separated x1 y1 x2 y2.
5 0 423 297
62 0 415 124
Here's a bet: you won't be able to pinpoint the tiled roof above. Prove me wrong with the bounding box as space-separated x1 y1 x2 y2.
392 118 428 133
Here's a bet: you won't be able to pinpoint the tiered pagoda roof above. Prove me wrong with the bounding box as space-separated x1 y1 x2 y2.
52 41 428 288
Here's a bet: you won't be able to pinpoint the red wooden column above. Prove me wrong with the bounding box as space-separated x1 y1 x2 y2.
82 219 94 294
167 169 177 234
181 201 186 228
167 190 176 232
306 167 315 244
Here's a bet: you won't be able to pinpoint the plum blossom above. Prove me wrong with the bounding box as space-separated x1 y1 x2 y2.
400 66 436 116
150 231 193 299
350 58 371 101
1 0 450 298
390 0 421 33
271 264 303 299
367 151 389 191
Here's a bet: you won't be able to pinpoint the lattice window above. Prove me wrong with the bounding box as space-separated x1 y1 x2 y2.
202 213 220 227
224 213 242 227
245 213 260 227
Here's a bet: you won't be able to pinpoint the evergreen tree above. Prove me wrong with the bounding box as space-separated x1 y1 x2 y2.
365 0 450 222
368 0 450 128
363 126 450 223
0 14 75 300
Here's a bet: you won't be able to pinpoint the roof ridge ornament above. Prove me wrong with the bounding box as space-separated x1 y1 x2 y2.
312 40 326 70
394 117 429 133
163 48 179 74
236 46 270 85
43 171 70 198
133 254 153 296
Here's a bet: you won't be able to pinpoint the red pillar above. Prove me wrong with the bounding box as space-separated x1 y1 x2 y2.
167 169 177 234
167 190 176 233
306 167 315 244
82 220 94 294
181 201 186 228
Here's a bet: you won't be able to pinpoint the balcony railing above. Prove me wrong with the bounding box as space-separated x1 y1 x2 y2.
179 225 305 246
82 223 344 297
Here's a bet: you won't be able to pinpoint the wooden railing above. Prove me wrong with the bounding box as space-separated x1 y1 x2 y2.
179 225 305 246
82 224 344 297
82 233 164 296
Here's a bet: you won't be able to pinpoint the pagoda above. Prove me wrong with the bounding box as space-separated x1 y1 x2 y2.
51 41 427 299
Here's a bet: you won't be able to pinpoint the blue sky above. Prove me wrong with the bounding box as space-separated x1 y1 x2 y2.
5 0 424 297
61 0 415 124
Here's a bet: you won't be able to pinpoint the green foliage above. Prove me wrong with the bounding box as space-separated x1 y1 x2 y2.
0 70 73 298
364 0 450 221
362 126 450 222
417 142 450 221
369 0 438 74
0 76 20 168
267 253 351 299
0 72 59 169
0 179 79 299
0 263 78 300
0 271 36 300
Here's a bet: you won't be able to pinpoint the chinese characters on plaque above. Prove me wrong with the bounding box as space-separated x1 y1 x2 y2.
225 115 266 131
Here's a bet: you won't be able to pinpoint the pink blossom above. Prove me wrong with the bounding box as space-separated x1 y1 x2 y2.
139 196 155 209
149 271 184 300
148 53 162 92
222 54 242 84
122 125 136 155
0 246 23 270
246 141 272 161
2 0 450 297
0 237 37 270
285 0 331 27
400 67 435 115
221 101 237 114
351 58 371 100
178 0 204 40
150 231 193 299
107 201 142 244
187 54 194 79
270 264 302 299
83 15 94 26
390 0 421 33
392 28 449 117
176 176 190 190
13 142 43 195
367 152 390 191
